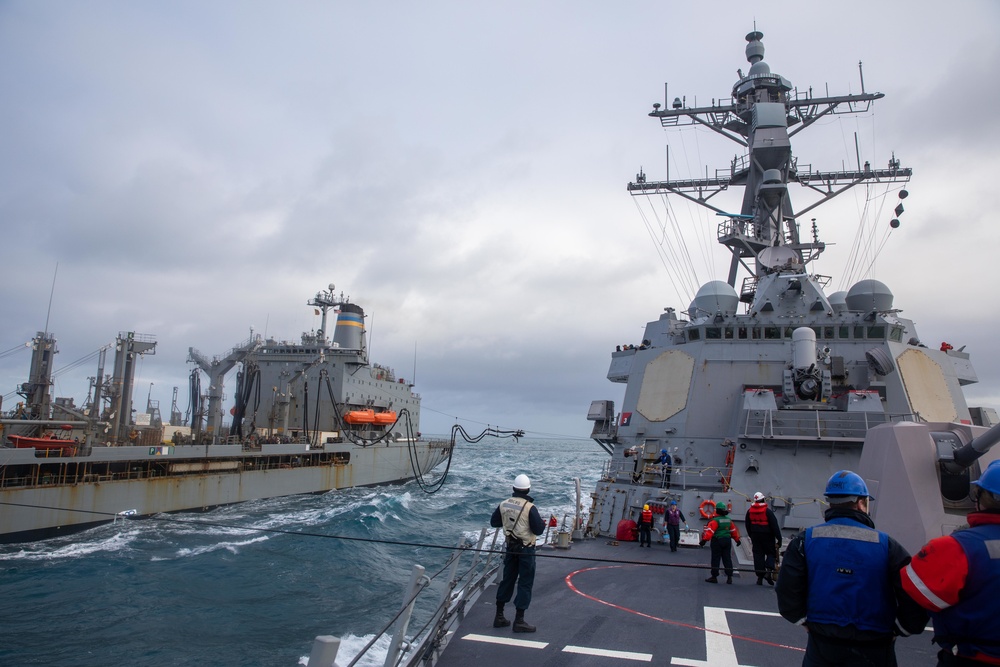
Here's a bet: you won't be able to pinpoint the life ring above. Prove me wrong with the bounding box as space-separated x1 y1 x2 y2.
699 499 716 519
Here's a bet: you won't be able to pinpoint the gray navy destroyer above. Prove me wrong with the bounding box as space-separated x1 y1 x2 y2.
309 30 1000 667
0 284 452 543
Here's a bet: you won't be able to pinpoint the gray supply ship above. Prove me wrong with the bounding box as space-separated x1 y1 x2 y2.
0 284 453 543
310 31 1000 667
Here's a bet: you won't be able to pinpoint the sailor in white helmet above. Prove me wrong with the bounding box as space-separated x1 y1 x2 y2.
490 473 545 633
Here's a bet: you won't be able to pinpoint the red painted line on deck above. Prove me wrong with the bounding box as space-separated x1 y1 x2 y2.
565 565 805 653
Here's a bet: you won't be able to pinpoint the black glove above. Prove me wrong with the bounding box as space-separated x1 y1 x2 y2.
698 540 706 547
735 540 742 547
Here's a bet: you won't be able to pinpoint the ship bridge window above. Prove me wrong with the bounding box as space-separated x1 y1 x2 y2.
839 326 851 339
706 327 722 339
688 328 701 341
764 327 781 340
868 326 886 340
889 326 903 342
724 328 734 340
854 326 866 339
752 327 762 339
738 327 748 339
823 326 835 339
784 327 795 338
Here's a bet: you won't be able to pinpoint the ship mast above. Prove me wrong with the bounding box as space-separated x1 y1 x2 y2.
628 31 911 303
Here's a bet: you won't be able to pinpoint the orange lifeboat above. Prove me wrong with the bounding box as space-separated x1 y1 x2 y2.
372 411 397 425
7 434 77 456
343 409 376 424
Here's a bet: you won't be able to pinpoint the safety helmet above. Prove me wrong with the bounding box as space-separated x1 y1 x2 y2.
753 492 765 502
824 470 873 499
670 500 677 505
972 460 1000 496
661 449 667 454
513 474 531 491
715 501 728 513
643 504 650 511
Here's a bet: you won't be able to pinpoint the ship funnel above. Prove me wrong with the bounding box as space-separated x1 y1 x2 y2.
333 303 365 350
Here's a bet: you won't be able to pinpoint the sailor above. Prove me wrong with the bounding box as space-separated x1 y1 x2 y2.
901 460 1000 666
638 504 654 547
664 500 688 552
776 470 927 666
656 448 672 488
700 501 742 584
491 473 545 633
744 491 782 585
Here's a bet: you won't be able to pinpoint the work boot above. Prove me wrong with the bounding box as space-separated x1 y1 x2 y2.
512 609 536 633
765 574 775 586
704 576 718 584
493 603 510 628
756 576 763 586
726 575 733 584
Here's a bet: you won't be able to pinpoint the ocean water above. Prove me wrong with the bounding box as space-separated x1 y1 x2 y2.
0 437 605 666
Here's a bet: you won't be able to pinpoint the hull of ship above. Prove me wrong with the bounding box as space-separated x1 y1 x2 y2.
0 440 451 543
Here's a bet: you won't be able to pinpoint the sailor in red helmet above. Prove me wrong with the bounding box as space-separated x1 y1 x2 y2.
901 460 1000 666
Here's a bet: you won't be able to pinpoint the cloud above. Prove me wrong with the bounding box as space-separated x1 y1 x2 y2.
2 1 998 439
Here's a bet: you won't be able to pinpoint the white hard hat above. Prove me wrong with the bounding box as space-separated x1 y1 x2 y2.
753 492 765 502
513 474 531 490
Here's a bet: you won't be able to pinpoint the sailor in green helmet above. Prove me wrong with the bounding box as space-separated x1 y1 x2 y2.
700 501 742 584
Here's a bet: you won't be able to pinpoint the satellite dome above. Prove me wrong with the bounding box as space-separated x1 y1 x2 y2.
828 291 848 314
845 279 894 312
692 280 739 317
748 60 771 76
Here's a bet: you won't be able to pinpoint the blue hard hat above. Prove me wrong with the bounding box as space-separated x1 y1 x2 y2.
824 470 873 499
972 460 1000 496
661 449 667 454
670 500 677 505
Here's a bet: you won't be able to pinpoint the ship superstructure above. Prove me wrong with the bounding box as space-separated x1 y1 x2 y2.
188 284 421 445
585 31 994 536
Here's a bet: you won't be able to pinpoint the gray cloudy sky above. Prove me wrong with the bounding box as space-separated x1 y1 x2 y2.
2 1 999 439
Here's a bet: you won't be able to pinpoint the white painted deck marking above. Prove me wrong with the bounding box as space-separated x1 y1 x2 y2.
461 633 549 649
672 607 787 667
563 645 653 661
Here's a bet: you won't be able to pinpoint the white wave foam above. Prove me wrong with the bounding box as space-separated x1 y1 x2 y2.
170 534 271 559
1 528 139 561
300 632 391 667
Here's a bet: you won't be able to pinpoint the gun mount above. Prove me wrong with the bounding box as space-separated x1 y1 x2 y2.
857 420 1000 554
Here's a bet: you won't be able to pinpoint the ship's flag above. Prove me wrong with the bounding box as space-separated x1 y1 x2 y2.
548 515 558 527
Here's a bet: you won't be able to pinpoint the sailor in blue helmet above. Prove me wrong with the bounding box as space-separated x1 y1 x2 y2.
656 448 672 487
776 470 927 666
490 473 545 633
902 459 1000 666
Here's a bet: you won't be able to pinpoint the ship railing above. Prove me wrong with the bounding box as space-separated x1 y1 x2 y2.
601 458 729 492
741 409 918 441
308 527 504 667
